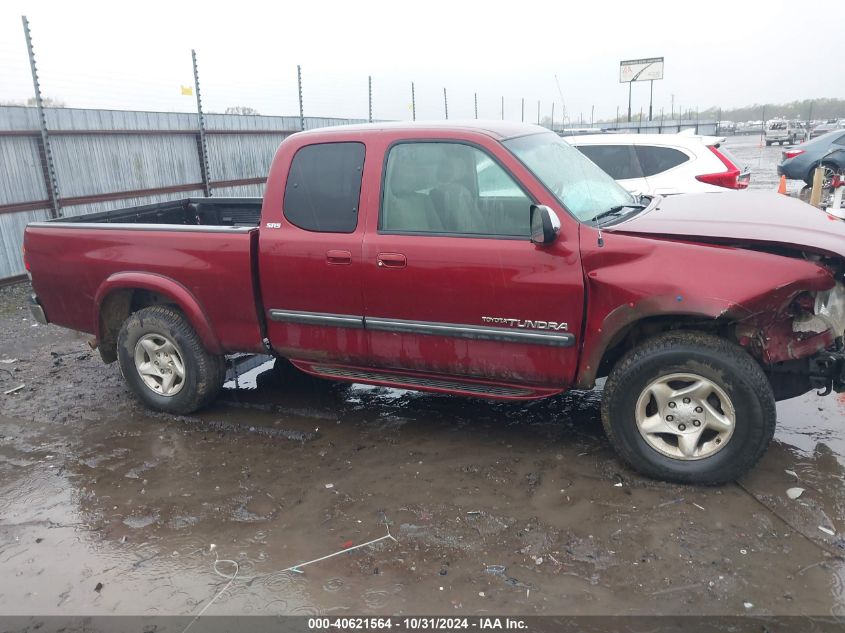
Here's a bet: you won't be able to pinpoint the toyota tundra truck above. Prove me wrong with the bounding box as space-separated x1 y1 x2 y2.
23 121 845 485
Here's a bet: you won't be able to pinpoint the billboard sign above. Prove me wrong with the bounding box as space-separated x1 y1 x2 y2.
620 57 664 83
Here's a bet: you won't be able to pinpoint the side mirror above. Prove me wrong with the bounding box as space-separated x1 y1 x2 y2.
530 204 561 244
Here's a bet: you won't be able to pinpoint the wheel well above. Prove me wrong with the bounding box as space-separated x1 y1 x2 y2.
98 289 180 363
594 315 734 381
809 161 836 182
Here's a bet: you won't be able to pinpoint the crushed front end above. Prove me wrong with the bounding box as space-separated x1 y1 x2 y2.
738 273 845 399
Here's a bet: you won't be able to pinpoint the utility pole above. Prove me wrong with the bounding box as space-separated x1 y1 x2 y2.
297 64 305 132
627 81 632 123
501 96 504 120
411 82 416 121
648 79 654 121
22 15 60 218
474 92 478 119
521 98 524 122
551 102 555 130
671 94 675 119
193 49 212 197
591 105 594 127
443 88 448 120
368 75 373 123
808 100 814 140
537 100 540 125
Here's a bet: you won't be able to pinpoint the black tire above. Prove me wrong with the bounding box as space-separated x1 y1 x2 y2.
805 162 837 188
117 306 225 414
601 331 776 485
765 141 772 146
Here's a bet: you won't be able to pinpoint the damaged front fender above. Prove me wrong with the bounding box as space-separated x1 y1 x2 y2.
576 227 836 388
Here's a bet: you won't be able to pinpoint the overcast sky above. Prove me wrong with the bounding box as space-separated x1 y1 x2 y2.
0 0 841 123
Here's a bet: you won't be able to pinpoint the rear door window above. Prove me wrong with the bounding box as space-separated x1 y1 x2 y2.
283 142 365 233
576 145 643 180
634 146 689 177
834 134 845 147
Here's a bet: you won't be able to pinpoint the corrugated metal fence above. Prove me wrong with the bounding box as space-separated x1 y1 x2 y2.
0 105 367 283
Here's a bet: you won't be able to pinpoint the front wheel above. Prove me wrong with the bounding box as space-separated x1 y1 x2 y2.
117 306 225 414
601 331 776 485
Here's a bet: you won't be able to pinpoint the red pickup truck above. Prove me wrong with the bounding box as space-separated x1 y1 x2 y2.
24 121 845 484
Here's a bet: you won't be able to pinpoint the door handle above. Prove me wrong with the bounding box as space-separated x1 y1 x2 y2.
377 252 407 268
326 250 352 265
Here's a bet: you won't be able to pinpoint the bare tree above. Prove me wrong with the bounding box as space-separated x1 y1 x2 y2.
27 96 66 107
225 106 260 116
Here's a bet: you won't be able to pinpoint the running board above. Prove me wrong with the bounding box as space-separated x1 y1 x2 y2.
305 364 553 400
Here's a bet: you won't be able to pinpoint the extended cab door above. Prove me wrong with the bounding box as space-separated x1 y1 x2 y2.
258 139 369 364
361 137 584 388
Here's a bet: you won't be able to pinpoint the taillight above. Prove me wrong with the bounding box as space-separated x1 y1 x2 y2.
784 149 805 160
695 145 748 189
22 244 30 271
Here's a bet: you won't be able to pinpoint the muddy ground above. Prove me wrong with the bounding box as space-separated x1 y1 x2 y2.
1 143 844 621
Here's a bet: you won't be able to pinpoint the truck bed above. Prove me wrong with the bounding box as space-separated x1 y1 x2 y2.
53 197 263 228
25 197 266 356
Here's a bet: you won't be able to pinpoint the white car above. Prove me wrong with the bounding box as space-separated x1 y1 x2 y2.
565 132 751 195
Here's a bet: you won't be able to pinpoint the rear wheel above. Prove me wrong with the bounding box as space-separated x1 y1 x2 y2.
117 306 225 414
601 331 776 485
806 162 838 188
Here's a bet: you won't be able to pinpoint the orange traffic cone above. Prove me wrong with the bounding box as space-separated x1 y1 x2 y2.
777 175 787 195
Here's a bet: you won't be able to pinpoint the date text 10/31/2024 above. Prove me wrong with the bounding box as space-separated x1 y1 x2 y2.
307 617 529 630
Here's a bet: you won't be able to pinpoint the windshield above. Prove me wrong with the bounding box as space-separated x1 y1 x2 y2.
503 132 635 223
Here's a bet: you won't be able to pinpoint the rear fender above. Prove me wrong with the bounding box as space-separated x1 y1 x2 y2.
93 272 222 354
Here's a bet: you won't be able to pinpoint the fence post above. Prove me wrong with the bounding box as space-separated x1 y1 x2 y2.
22 15 60 218
411 82 416 121
191 49 212 197
368 75 373 123
297 65 305 131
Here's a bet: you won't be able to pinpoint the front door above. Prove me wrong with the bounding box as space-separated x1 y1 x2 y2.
258 140 369 365
362 140 584 387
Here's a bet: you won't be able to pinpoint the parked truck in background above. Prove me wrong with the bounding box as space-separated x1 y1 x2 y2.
765 120 802 146
24 121 845 485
